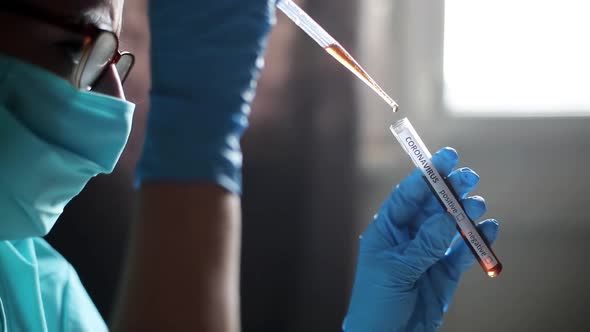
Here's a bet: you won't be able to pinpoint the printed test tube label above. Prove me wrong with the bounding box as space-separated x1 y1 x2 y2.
390 119 499 270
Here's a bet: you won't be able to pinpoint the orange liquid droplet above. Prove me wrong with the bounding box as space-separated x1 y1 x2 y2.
325 44 398 111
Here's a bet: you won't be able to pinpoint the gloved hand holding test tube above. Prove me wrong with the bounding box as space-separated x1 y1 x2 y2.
390 118 503 277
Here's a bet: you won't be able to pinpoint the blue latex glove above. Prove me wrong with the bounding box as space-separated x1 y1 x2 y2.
343 147 500 332
137 0 275 193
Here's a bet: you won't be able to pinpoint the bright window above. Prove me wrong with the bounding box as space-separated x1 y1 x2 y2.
443 0 590 115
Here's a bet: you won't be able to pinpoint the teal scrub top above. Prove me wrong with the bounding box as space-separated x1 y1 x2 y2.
0 238 107 331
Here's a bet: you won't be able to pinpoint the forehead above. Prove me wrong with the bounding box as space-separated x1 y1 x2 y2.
26 0 123 34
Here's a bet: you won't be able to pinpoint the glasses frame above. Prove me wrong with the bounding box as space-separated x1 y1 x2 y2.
0 2 134 89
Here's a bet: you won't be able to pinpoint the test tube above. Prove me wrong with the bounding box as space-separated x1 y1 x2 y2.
390 118 502 278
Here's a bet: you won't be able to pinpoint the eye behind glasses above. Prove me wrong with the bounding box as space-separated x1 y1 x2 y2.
54 38 86 65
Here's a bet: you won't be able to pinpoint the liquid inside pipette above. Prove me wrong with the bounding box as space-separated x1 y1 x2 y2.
325 44 398 112
276 0 398 112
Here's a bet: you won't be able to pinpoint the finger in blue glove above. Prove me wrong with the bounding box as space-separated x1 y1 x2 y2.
372 147 459 248
408 166 480 238
428 219 500 314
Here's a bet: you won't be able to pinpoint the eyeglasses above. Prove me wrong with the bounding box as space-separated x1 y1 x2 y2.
1 2 134 90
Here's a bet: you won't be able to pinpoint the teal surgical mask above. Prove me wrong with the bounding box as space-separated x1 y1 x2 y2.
0 54 134 240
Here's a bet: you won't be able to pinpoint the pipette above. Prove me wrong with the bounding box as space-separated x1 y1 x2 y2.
276 0 399 112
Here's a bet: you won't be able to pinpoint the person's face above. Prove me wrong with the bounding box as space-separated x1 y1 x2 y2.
0 0 126 99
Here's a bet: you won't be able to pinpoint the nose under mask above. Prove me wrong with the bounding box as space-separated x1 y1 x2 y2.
0 54 135 240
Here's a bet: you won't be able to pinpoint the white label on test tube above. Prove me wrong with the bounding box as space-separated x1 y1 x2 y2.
390 118 498 270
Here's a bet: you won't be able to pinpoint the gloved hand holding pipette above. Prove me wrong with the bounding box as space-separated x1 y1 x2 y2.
342 147 500 331
137 0 274 192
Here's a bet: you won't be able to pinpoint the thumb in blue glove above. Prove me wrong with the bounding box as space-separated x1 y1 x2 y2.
343 147 500 332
